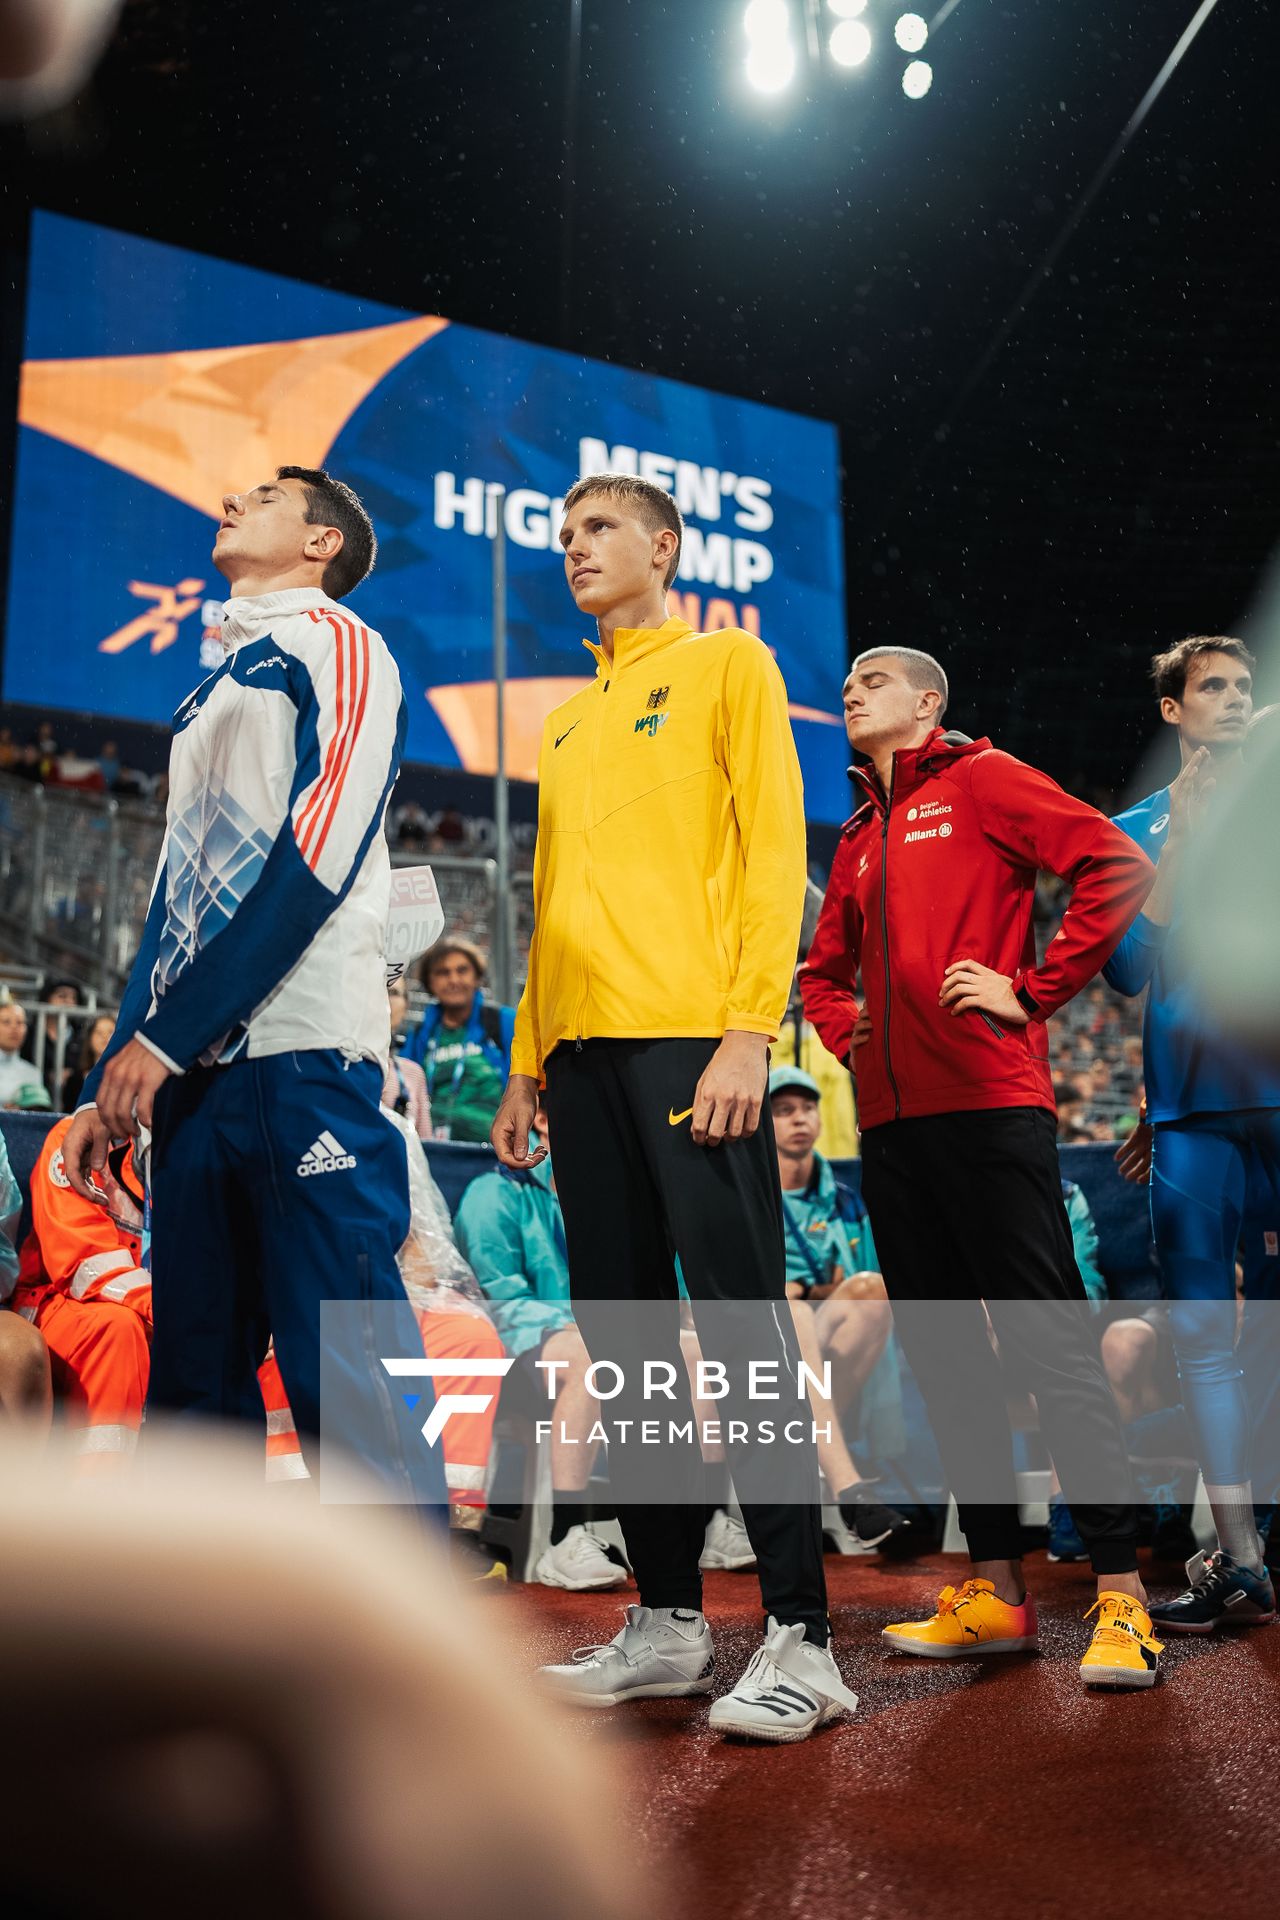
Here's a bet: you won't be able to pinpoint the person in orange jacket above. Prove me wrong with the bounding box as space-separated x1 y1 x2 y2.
12 1114 295 1472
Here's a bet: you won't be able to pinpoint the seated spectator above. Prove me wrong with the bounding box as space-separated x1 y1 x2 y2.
405 938 517 1144
0 1130 51 1427
0 999 50 1109
0 726 15 772
98 741 121 790
62 1011 116 1112
11 1115 290 1471
769 1067 911 1551
39 977 85 1108
455 1100 626 1591
383 981 432 1140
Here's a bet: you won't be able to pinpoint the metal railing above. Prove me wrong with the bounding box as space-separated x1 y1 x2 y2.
0 774 534 1005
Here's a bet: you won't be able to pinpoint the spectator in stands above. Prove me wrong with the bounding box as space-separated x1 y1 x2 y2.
98 741 121 790
391 801 431 848
0 726 15 772
13 742 42 782
62 1012 115 1113
455 1099 627 1591
383 981 432 1140
0 1000 50 1109
0 1130 52 1425
406 938 517 1143
39 977 84 1108
770 1067 911 1551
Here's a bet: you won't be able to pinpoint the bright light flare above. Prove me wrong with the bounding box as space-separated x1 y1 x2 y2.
744 0 791 42
894 13 928 54
746 39 797 93
830 19 872 67
827 0 867 16
902 58 933 98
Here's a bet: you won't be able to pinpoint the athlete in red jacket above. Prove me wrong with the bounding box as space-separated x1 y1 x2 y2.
800 646 1165 1689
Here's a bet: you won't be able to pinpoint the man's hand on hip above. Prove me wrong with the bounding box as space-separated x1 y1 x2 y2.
692 1030 770 1147
491 1074 547 1169
96 1038 173 1140
938 960 1030 1029
60 1106 112 1202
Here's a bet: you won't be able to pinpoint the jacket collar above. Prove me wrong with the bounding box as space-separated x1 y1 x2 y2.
582 615 692 678
221 588 333 653
850 726 989 815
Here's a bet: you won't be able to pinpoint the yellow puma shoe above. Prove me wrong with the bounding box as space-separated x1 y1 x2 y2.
882 1578 1040 1658
1079 1592 1163 1688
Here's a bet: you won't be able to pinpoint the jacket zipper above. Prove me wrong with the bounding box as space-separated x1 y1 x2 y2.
879 760 902 1121
576 670 610 1048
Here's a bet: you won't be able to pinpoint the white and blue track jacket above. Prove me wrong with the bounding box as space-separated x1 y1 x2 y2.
85 587 406 1093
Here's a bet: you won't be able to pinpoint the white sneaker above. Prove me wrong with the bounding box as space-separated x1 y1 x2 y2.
700 1508 758 1571
538 1605 716 1708
533 1524 628 1591
708 1617 858 1743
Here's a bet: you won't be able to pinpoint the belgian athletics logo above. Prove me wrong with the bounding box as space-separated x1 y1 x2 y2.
381 1356 515 1447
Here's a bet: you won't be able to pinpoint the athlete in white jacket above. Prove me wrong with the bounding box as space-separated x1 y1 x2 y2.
62 468 443 1503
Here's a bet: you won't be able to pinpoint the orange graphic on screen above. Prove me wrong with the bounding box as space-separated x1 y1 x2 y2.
19 313 447 521
99 579 207 655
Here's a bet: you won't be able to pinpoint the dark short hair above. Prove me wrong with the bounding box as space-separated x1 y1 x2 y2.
276 465 377 600
1150 634 1254 704
421 938 487 987
562 472 684 592
850 646 949 718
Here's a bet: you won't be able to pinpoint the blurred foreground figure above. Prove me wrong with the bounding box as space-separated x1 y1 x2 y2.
0 1426 645 1920
0 0 123 115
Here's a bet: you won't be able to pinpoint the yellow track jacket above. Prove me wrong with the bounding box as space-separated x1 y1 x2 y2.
511 617 807 1080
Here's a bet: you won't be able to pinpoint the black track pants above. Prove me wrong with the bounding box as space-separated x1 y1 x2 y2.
859 1106 1139 1574
543 1037 829 1639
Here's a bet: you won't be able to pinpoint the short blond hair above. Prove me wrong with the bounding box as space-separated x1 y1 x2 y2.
562 473 684 591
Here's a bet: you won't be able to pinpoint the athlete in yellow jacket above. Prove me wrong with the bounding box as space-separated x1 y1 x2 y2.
508 614 806 1086
493 473 855 1746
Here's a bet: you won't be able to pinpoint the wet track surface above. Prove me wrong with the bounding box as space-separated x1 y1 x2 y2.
501 1552 1280 1919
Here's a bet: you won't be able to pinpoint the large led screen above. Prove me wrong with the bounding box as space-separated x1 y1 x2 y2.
5 211 850 818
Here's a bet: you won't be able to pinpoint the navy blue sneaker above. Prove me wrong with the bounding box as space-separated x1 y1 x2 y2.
1047 1496 1088 1564
1149 1550 1277 1636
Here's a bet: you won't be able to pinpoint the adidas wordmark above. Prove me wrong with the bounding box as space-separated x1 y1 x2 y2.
296 1131 357 1178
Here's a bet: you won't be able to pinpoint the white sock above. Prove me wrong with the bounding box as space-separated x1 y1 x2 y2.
1204 1483 1266 1573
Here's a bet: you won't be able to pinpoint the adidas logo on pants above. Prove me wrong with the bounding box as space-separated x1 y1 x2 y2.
297 1130 357 1177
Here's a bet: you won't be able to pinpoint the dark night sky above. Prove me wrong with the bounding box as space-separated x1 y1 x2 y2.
2 0 1278 807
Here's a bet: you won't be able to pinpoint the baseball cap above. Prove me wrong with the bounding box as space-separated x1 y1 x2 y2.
768 1066 821 1101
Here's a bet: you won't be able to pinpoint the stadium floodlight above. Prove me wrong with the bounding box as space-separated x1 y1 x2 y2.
744 0 795 93
829 19 872 67
744 0 791 43
894 13 928 54
902 57 933 98
746 37 797 92
827 0 867 16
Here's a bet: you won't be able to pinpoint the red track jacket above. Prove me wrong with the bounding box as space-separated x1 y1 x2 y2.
798 728 1154 1130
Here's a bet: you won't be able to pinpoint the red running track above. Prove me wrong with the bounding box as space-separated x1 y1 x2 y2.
502 1550 1280 1920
